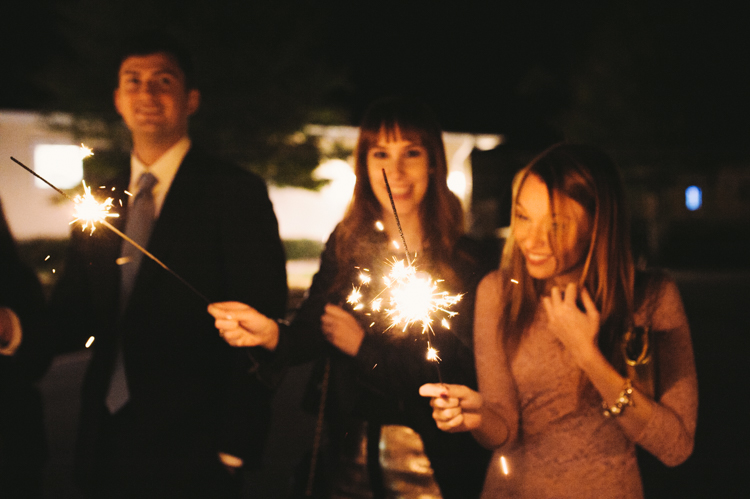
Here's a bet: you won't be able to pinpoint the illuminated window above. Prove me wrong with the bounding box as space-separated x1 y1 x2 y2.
685 185 702 211
33 145 84 189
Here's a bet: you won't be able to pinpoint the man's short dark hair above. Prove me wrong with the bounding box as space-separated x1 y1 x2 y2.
116 31 195 88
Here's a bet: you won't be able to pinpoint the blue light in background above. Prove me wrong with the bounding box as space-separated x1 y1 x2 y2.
685 186 702 211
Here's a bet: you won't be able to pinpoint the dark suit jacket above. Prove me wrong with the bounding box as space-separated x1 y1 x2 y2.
1 204 50 496
49 147 288 480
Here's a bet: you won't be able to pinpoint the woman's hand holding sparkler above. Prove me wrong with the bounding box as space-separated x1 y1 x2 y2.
419 383 484 433
321 304 365 356
208 302 279 351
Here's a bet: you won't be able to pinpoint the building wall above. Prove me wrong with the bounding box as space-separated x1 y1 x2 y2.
0 112 89 240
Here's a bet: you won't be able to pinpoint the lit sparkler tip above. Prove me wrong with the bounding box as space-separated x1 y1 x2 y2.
79 144 93 158
347 256 461 343
427 345 441 362
71 180 120 235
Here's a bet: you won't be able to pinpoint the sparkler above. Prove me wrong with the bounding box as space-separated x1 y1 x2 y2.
381 169 412 265
10 154 209 304
346 170 463 381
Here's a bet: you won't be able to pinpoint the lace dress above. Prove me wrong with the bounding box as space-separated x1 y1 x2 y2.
475 271 698 498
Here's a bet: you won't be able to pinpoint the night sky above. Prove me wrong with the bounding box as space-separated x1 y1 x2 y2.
4 0 750 152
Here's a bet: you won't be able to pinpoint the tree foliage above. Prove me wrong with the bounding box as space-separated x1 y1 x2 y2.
36 0 351 188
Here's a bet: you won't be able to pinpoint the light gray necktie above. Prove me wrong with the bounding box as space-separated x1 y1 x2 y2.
106 171 158 414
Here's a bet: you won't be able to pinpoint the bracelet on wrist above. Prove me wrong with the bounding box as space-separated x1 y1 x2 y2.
602 378 634 418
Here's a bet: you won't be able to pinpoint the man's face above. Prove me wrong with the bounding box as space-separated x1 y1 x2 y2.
114 52 199 143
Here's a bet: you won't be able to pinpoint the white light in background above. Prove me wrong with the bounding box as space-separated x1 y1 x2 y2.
316 159 356 204
447 170 467 199
474 135 502 151
34 145 84 189
685 185 702 211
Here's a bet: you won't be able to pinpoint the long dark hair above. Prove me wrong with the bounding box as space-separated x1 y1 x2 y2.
498 143 635 372
330 97 464 296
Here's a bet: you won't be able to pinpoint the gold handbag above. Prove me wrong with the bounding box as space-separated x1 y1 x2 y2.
622 325 657 399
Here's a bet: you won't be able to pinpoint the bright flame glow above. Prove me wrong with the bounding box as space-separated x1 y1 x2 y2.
71 181 119 234
347 286 362 305
85 336 95 348
346 257 462 336
427 345 441 362
79 143 94 158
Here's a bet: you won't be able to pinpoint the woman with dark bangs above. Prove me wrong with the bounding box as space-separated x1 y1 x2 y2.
421 143 698 498
209 97 495 498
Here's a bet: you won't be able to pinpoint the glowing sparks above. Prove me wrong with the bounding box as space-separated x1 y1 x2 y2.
79 143 94 159
510 278 518 284
85 336 95 348
11 153 210 304
347 286 362 306
500 455 510 475
346 257 462 337
375 220 385 231
426 344 441 362
71 181 119 234
357 269 371 285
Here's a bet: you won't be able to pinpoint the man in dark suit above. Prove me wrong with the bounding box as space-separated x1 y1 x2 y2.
49 33 287 498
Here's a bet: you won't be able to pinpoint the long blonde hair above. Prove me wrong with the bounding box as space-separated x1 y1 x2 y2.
499 143 634 370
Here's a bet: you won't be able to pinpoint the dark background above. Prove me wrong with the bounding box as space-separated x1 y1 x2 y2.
4 0 749 497
5 0 750 163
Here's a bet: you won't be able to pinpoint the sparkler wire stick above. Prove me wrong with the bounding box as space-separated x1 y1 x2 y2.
10 156 209 304
381 168 445 380
381 168 411 265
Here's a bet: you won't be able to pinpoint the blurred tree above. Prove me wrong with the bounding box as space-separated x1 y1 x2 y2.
35 0 352 189
556 1 750 160
2 1 62 108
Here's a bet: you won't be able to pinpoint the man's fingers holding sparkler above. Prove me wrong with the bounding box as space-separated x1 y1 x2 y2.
207 302 279 351
321 304 365 357
419 383 483 433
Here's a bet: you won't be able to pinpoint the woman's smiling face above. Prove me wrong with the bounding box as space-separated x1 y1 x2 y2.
513 173 592 284
367 125 430 219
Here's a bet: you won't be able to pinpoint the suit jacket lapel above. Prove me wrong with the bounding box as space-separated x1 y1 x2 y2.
124 149 203 310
